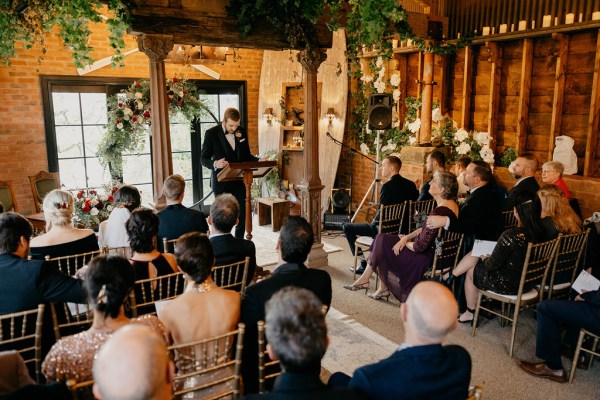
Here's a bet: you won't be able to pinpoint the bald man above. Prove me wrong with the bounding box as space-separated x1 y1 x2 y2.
329 282 471 399
93 325 174 400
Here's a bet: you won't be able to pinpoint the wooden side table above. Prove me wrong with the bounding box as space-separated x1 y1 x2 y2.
257 198 290 232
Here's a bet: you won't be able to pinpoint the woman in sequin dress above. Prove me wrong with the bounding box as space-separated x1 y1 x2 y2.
158 232 240 400
42 254 168 383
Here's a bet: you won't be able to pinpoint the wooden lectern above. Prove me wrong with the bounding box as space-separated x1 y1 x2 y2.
217 161 277 240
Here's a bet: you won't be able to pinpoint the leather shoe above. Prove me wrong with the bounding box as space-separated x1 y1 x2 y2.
517 361 567 383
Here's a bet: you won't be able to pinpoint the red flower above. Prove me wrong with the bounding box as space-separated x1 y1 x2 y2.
89 190 97 195
134 81 140 87
172 77 179 83
116 119 121 124
77 190 84 199
82 204 91 213
97 200 103 208
118 102 123 108
132 116 137 122
108 195 114 202
179 99 183 105
112 186 119 193
143 111 150 118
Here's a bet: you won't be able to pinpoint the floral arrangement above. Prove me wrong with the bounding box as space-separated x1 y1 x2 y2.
73 186 119 229
450 128 495 164
97 77 208 175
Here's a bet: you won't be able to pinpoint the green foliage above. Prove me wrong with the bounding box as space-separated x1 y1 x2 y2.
0 0 131 68
500 147 517 167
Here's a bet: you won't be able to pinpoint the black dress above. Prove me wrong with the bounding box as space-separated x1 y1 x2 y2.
130 254 177 314
30 233 99 260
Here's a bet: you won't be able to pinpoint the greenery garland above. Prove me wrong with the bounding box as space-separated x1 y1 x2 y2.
97 77 209 175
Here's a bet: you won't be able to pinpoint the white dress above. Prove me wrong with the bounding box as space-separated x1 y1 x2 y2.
98 207 131 248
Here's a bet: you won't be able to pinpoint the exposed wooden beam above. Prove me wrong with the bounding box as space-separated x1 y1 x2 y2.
584 30 600 176
436 54 449 115
485 42 502 153
460 46 474 129
549 33 569 162
516 39 533 155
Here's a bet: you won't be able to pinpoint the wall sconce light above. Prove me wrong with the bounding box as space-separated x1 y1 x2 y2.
263 107 274 125
326 107 336 125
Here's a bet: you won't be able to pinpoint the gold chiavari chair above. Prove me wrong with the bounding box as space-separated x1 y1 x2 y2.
569 328 600 383
501 210 518 231
162 238 178 254
66 378 95 400
169 323 245 400
0 305 45 382
50 302 93 341
129 272 186 318
257 320 280 394
545 231 589 299
212 258 250 298
45 249 103 276
102 246 133 259
427 228 464 280
406 199 436 234
472 238 559 357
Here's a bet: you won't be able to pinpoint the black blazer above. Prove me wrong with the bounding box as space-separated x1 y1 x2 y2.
240 263 332 394
200 124 258 194
373 174 419 225
450 183 502 242
502 176 540 211
157 204 209 252
348 344 472 400
210 233 257 287
244 372 365 400
0 254 85 314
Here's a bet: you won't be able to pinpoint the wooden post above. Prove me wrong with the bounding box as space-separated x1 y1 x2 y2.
584 30 600 176
420 47 435 143
516 39 533 155
436 55 449 115
549 33 569 162
461 46 474 129
486 42 502 153
297 48 327 267
137 34 175 206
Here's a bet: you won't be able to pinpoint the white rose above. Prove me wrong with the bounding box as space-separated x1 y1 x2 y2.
361 75 373 83
407 118 421 134
393 120 400 128
390 73 401 87
107 205 114 212
360 143 370 155
123 115 130 121
393 89 401 102
475 131 491 146
454 128 469 142
432 108 443 123
90 199 98 206
378 68 385 78
135 92 142 99
376 57 384 68
117 123 124 129
409 136 417 145
137 101 144 109
90 207 99 216
179 91 184 97
480 145 495 163
456 142 471 155
375 80 386 93
124 107 132 115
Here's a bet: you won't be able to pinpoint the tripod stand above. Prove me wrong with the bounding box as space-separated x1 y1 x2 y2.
350 130 383 222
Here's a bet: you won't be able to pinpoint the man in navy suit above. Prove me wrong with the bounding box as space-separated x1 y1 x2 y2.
157 174 208 252
200 108 259 239
503 153 540 211
209 193 257 287
329 281 472 400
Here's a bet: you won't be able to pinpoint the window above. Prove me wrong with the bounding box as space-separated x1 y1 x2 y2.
42 76 247 207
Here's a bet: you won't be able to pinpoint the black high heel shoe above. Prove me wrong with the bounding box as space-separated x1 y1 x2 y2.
443 274 455 288
343 282 370 293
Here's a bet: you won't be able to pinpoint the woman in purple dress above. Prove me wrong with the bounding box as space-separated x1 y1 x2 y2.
344 171 459 302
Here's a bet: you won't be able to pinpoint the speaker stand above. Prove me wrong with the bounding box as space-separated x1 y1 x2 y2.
351 130 382 222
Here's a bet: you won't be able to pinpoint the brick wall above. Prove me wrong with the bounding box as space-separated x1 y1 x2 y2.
0 25 263 214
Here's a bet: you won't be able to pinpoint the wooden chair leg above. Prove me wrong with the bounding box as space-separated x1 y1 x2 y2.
472 292 482 336
569 330 586 383
353 246 359 281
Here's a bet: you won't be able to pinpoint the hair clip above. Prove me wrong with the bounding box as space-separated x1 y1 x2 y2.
54 202 67 209
97 284 108 305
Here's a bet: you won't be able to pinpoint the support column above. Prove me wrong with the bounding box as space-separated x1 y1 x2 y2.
297 48 328 268
419 47 435 144
137 34 175 206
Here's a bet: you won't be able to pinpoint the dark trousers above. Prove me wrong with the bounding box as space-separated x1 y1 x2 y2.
536 299 600 369
343 223 378 256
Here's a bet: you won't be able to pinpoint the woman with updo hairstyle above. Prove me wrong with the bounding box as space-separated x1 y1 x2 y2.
98 184 141 248
126 208 178 282
30 189 99 259
42 254 167 383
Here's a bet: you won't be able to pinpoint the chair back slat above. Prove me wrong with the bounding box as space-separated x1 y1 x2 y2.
103 246 133 259
162 238 178 254
51 302 93 341
378 202 407 234
429 229 464 278
169 323 245 400
0 305 45 383
518 239 559 300
130 272 186 317
547 231 589 299
45 249 103 276
502 210 518 231
212 258 250 298
406 199 436 233
258 321 281 394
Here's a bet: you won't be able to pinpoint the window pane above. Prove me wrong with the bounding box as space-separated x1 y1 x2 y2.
182 180 193 206
135 184 154 208
122 154 152 184
52 93 82 125
170 111 187 124
199 95 219 123
81 93 108 124
170 123 191 152
220 94 239 112
85 157 112 188
59 158 87 190
173 153 192 180
203 179 214 205
84 125 106 157
56 126 84 158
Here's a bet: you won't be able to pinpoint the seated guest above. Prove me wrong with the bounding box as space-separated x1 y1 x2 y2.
244 287 364 400
42 254 167 382
517 289 600 383
126 208 178 280
537 184 581 236
329 281 471 399
343 156 418 274
541 161 571 199
418 150 447 201
502 153 540 211
29 189 98 259
93 325 174 400
98 185 141 248
209 194 257 285
344 171 459 303
455 156 471 197
157 174 208 252
241 216 332 394
0 212 85 314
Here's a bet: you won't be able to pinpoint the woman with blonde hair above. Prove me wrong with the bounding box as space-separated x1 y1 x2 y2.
537 184 581 235
29 189 99 259
541 161 571 199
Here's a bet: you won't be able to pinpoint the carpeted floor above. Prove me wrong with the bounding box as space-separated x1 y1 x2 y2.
252 222 599 400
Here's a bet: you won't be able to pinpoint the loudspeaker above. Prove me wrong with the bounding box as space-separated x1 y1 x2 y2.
368 93 393 130
330 188 351 214
323 212 350 231
427 20 444 41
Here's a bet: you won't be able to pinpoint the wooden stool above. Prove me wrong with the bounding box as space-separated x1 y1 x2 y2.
257 198 290 232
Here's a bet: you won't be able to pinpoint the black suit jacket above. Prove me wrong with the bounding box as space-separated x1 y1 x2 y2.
502 176 540 211
157 204 209 252
210 233 257 286
348 344 471 400
0 254 85 314
373 174 419 225
240 263 332 394
244 372 365 400
200 124 259 194
450 183 501 242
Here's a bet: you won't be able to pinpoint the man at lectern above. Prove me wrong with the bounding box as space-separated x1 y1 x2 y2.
201 107 258 239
